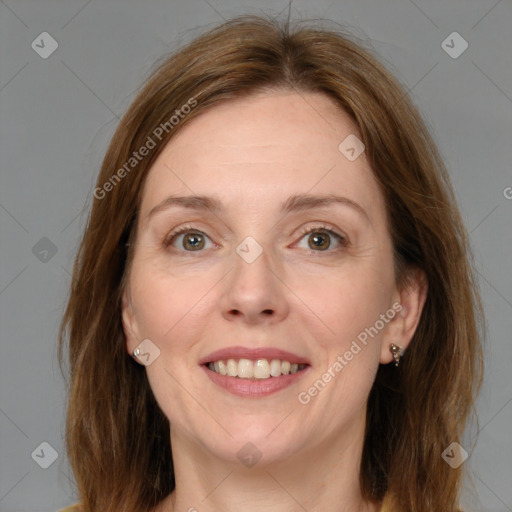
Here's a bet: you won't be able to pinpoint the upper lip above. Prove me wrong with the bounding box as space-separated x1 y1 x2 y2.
199 346 310 365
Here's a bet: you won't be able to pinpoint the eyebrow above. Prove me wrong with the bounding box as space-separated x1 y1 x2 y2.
147 193 370 223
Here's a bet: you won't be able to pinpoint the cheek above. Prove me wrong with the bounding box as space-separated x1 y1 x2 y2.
294 263 394 353
129 261 214 342
303 266 393 412
131 266 214 425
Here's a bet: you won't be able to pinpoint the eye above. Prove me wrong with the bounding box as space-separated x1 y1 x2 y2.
164 225 215 252
295 224 348 252
163 223 348 254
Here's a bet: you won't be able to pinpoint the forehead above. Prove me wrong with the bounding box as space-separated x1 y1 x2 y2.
139 90 384 220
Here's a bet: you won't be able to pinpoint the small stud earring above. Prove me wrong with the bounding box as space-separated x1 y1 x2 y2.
389 344 403 367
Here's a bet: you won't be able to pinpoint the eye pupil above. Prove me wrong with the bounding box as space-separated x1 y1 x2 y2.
309 232 330 250
184 233 204 250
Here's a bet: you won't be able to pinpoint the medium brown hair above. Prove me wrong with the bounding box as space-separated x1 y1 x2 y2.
59 14 484 512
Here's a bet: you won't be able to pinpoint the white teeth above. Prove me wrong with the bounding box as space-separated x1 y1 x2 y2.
217 360 227 375
238 359 253 378
270 359 281 377
207 358 306 379
226 358 237 376
253 359 270 379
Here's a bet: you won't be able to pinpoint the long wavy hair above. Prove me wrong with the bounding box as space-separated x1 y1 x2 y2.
58 14 484 512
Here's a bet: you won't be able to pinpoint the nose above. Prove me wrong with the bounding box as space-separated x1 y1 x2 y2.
220 245 290 325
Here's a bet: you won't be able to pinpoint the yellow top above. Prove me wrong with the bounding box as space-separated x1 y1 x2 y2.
59 496 393 511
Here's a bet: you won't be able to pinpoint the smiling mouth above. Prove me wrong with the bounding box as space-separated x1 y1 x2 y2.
205 358 309 380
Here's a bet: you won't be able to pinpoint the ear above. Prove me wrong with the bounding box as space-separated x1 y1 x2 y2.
121 285 143 361
380 267 428 364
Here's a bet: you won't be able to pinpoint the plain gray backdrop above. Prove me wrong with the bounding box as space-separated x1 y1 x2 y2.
1 1 511 511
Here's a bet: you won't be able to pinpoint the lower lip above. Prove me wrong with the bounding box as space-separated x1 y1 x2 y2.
202 364 310 398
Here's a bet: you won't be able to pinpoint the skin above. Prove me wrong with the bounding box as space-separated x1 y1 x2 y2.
122 90 427 512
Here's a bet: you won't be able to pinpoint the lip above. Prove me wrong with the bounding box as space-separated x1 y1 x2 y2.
201 364 311 398
199 345 310 366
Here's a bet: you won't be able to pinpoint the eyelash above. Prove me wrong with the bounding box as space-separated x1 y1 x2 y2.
163 223 349 254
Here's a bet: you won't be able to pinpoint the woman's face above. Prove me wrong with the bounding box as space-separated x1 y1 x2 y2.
122 90 414 466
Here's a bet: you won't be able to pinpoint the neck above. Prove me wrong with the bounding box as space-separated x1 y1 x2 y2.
154 408 381 512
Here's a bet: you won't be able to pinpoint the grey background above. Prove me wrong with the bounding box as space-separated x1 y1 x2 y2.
0 0 511 511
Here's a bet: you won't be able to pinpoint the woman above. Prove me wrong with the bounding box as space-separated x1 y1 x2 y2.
58 14 483 512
